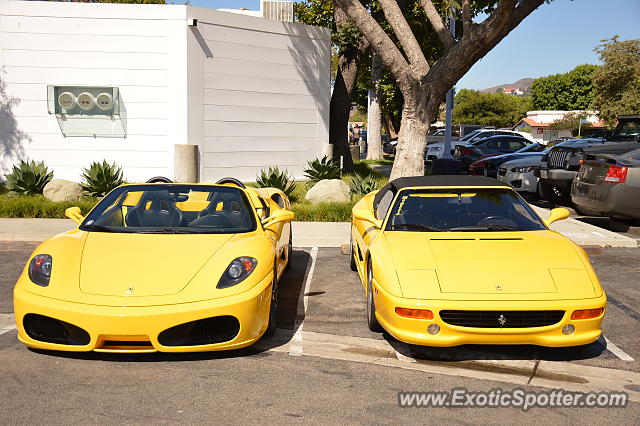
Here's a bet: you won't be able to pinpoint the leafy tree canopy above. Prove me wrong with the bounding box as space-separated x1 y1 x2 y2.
547 111 592 135
591 36 640 126
453 89 532 128
530 64 598 110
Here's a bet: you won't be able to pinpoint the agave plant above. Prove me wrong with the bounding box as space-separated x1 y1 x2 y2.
303 156 341 182
80 160 126 197
256 166 297 199
4 160 54 196
349 173 381 197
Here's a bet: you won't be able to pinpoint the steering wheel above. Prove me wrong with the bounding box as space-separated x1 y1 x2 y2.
477 215 508 225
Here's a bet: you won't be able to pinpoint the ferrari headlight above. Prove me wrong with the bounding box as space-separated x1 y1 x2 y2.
28 254 52 287
217 257 258 289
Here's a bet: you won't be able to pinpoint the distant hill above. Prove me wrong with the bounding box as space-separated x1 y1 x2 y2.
480 78 534 94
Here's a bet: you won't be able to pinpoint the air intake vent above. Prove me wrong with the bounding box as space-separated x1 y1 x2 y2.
262 0 294 22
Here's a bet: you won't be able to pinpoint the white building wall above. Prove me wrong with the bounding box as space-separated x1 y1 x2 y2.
186 7 330 182
0 1 330 184
0 1 190 182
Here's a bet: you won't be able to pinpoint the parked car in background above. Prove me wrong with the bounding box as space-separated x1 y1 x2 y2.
497 157 544 196
457 129 533 144
469 143 547 177
571 148 640 220
454 135 531 169
425 140 469 162
497 140 585 195
383 138 398 155
537 115 640 204
426 128 459 144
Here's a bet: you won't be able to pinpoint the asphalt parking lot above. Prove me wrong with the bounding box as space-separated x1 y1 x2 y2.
1 242 639 423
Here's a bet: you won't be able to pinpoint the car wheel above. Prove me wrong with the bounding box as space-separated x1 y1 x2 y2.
538 180 560 204
286 226 293 270
366 260 383 332
350 229 358 272
264 261 279 336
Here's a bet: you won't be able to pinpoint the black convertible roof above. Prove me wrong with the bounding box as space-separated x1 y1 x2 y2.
373 175 508 209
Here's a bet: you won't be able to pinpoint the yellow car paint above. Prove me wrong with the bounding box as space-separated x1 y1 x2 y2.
14 183 294 353
350 183 606 348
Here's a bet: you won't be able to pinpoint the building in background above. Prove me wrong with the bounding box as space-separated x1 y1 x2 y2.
512 110 604 143
0 0 329 183
219 0 294 22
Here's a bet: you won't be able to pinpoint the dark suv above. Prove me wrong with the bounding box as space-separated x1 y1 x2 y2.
537 115 640 203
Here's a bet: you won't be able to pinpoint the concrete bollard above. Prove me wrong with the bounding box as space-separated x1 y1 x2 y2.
174 144 199 183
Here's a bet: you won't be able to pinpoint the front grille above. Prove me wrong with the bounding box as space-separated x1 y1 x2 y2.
497 167 507 176
158 316 240 347
23 314 90 345
548 149 571 169
439 310 565 328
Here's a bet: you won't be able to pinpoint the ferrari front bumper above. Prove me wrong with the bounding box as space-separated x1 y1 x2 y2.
372 281 606 348
13 273 273 353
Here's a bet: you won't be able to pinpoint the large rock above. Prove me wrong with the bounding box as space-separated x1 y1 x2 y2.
43 179 82 202
305 179 351 203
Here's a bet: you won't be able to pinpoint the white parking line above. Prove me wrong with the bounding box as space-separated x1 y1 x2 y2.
0 325 16 336
599 335 635 361
289 246 318 356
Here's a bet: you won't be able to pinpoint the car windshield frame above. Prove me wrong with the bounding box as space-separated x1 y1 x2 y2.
80 184 258 234
383 187 546 233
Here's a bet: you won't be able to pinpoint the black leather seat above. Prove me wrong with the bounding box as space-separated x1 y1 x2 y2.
125 190 183 228
198 191 250 228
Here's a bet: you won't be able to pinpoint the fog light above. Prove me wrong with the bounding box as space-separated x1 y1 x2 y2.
562 324 575 335
427 324 440 335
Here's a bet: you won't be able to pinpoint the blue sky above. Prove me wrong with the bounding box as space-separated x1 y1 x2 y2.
187 0 640 90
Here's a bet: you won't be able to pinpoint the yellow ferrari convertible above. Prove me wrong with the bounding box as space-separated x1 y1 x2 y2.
14 179 294 353
350 175 606 347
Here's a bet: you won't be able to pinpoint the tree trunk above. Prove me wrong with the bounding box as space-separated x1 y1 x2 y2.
383 113 398 139
389 92 433 180
366 53 384 160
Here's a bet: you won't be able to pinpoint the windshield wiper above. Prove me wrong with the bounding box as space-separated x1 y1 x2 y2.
83 224 116 233
392 223 443 232
136 228 194 234
449 224 522 232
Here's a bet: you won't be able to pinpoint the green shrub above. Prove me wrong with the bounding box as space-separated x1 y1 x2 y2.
80 160 126 197
291 201 356 222
4 160 53 196
0 195 97 218
348 161 386 179
349 173 381 196
256 166 297 199
304 156 341 182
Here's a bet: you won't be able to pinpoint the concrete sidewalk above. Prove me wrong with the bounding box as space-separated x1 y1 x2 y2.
0 211 636 248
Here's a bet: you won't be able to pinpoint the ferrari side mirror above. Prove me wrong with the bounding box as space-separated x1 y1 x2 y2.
65 206 85 225
543 208 570 227
262 209 295 228
353 209 383 229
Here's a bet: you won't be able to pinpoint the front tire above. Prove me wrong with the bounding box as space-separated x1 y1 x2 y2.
264 262 279 336
367 260 383 332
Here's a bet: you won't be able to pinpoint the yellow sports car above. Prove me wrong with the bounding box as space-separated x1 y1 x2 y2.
350 175 606 347
14 179 294 353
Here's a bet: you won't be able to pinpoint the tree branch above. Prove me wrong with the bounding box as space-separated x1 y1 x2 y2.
378 0 429 77
419 0 455 50
335 0 416 90
462 0 471 36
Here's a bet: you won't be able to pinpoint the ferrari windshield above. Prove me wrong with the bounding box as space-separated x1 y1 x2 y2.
386 188 546 232
80 185 257 234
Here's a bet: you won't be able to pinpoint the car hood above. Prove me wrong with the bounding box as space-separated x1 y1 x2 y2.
79 232 233 297
384 231 597 301
501 156 544 169
489 152 544 163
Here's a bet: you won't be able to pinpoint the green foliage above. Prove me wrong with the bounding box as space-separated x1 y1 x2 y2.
547 112 592 135
4 160 53 196
453 89 532 128
591 36 640 126
530 64 599 110
256 166 297 199
80 160 126 197
304 156 342 182
348 173 381 196
291 201 356 222
0 195 97 218
294 0 333 30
